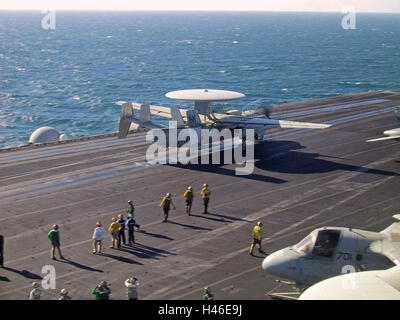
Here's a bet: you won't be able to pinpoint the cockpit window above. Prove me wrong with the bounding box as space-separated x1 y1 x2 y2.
294 234 314 255
312 230 340 258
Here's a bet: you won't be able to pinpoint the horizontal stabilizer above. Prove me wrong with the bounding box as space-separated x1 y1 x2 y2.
132 102 187 120
118 102 167 138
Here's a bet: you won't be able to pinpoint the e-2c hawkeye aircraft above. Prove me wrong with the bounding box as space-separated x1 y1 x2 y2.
262 215 400 296
116 89 331 145
367 106 400 142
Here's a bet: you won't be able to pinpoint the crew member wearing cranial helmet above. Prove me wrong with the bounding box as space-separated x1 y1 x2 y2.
117 214 126 247
183 186 195 215
249 221 266 256
127 200 135 217
108 217 121 249
200 184 211 214
29 282 42 300
202 286 214 300
59 288 71 300
125 277 140 300
48 224 64 260
92 221 105 254
159 193 176 223
91 281 111 300
126 214 140 245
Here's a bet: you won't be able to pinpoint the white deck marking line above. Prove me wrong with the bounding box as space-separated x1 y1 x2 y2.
1 107 394 201
146 281 200 299
229 288 243 294
266 107 394 139
274 99 389 119
0 161 158 202
0 134 147 164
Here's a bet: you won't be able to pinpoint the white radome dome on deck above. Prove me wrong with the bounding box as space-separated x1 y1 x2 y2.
29 126 61 144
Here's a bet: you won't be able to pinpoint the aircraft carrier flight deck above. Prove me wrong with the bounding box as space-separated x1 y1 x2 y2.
1 90 400 300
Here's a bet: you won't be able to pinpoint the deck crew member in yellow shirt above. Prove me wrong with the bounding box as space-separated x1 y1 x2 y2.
108 217 122 249
159 193 176 223
183 186 195 215
250 221 265 256
200 184 211 214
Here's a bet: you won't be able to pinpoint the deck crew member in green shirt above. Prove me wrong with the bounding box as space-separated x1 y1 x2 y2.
127 200 135 217
91 281 111 300
202 286 214 300
48 224 64 260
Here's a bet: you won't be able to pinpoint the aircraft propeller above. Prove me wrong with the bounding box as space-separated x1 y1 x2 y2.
252 106 274 118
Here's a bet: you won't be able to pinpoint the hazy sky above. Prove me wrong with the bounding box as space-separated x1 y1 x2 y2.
1 0 400 13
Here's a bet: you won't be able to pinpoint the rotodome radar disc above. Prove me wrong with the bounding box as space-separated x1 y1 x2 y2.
165 89 245 101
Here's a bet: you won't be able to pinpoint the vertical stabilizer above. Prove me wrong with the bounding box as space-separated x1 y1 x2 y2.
170 107 185 126
119 103 133 139
139 104 151 123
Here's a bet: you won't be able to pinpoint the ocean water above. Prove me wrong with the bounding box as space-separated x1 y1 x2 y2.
0 11 399 148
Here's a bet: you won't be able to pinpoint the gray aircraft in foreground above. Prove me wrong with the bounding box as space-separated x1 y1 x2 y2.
262 215 400 298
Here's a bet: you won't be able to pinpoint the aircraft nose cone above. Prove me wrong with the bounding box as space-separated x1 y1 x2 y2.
262 250 297 279
262 251 283 274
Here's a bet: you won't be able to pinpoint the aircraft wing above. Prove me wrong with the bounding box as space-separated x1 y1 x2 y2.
299 266 400 300
370 215 400 265
366 136 400 142
212 113 331 129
